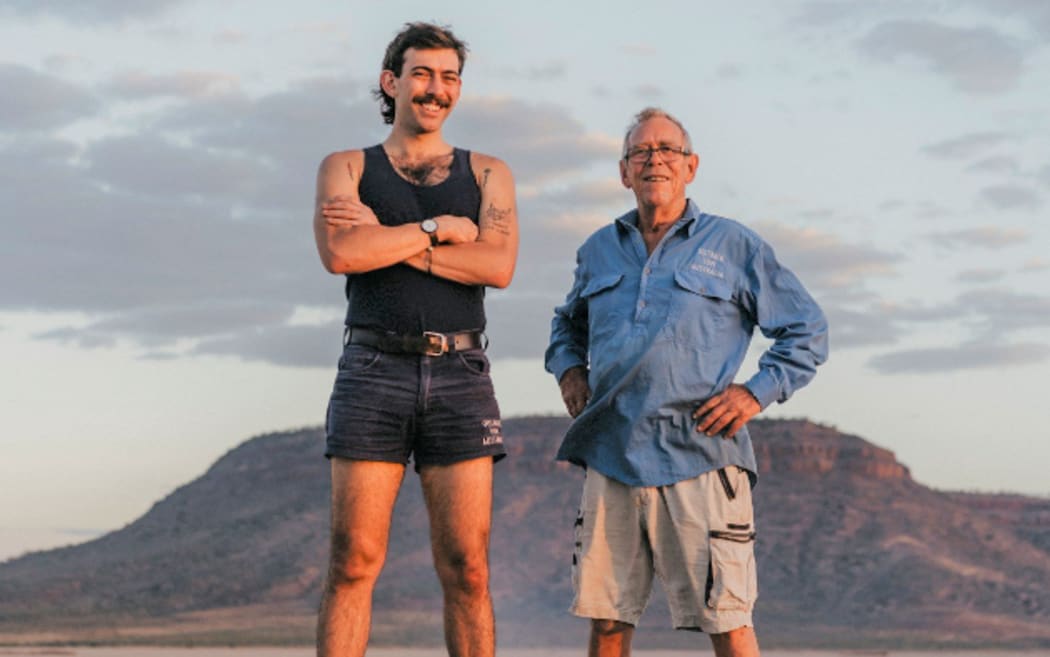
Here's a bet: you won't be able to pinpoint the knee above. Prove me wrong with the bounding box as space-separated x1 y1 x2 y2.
325 534 386 589
434 549 489 597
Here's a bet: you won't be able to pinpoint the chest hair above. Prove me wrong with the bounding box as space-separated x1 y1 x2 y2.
389 151 455 186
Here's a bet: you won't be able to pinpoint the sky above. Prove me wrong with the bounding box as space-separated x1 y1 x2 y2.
1 0 1049 562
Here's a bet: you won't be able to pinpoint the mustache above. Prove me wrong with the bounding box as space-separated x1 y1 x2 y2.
412 93 451 108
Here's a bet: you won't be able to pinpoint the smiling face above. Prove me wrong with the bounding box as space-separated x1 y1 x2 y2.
620 116 698 213
380 47 462 135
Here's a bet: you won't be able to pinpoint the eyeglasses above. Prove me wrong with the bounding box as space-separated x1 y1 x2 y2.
623 145 691 164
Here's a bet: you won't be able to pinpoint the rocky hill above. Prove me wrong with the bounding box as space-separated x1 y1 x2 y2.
1 417 1048 649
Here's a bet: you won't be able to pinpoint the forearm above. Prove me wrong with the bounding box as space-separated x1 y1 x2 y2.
321 223 433 274
747 320 829 407
403 240 517 288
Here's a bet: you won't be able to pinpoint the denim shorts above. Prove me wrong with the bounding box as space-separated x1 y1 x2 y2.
325 344 505 467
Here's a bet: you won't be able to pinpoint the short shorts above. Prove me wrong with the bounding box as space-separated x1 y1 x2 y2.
325 344 505 468
571 466 757 634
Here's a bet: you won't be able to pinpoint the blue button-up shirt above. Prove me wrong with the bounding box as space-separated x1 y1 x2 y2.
545 199 828 487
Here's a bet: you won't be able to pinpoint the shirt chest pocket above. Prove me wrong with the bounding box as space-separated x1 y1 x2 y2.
581 274 626 341
665 268 737 348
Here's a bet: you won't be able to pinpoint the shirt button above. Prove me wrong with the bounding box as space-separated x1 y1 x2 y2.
644 267 652 275
639 300 646 308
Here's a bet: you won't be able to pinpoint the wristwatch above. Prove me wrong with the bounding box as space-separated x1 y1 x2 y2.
420 218 439 247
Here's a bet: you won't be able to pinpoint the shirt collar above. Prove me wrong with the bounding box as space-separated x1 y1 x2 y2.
615 198 703 235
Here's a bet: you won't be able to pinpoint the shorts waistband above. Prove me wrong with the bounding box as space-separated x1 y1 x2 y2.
343 327 486 356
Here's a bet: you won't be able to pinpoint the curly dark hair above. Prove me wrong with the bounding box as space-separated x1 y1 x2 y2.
372 22 469 125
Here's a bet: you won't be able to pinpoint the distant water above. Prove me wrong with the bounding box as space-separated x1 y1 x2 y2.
2 649 1050 657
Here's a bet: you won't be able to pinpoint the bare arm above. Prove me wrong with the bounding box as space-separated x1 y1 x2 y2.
313 151 477 274
402 154 519 288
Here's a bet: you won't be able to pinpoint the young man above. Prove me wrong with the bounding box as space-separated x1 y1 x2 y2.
312 22 518 657
546 108 828 657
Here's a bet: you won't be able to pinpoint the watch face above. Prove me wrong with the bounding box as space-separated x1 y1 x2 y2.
421 219 438 234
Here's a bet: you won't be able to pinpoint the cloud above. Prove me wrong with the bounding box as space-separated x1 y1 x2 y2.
83 133 277 200
868 341 1050 374
965 155 1021 175
192 324 340 368
620 44 657 56
500 61 567 81
750 222 901 291
446 97 620 185
964 0 1050 37
822 304 903 349
0 64 99 132
1021 258 1050 272
715 63 743 80
1037 164 1050 187
858 20 1025 94
526 179 629 212
0 0 186 23
878 199 952 218
792 1 894 28
877 287 1050 336
634 83 664 98
105 71 241 100
956 268 1006 284
926 226 1029 249
955 287 1050 334
213 29 248 45
979 184 1042 210
921 132 1013 159
37 302 295 348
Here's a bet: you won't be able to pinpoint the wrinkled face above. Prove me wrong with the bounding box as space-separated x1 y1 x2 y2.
380 47 462 134
619 116 698 211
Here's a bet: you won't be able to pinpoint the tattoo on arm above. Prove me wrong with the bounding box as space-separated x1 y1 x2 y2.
482 202 513 236
345 161 355 182
480 167 492 191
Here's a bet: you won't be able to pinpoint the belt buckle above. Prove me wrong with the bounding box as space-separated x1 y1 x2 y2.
421 331 448 356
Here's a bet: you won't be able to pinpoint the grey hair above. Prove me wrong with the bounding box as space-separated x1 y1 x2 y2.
621 107 693 157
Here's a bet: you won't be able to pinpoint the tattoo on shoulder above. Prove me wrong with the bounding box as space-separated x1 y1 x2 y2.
480 167 492 190
345 161 355 181
481 202 513 236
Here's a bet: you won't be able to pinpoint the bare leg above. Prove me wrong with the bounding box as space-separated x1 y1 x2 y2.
420 456 495 657
589 619 634 657
710 626 761 657
316 458 405 657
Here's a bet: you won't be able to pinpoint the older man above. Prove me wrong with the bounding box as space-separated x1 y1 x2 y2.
546 107 828 657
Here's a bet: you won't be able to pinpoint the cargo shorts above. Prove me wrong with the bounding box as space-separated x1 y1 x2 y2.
571 466 758 634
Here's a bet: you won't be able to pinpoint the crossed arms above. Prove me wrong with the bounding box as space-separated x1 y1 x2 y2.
312 149 518 288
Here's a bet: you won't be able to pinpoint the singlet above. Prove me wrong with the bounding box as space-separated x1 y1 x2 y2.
344 144 485 334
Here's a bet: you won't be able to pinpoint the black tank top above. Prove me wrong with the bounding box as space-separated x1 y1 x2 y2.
344 145 485 333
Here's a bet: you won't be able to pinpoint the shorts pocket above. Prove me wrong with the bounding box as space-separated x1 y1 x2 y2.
706 530 757 611
456 349 491 376
338 345 383 373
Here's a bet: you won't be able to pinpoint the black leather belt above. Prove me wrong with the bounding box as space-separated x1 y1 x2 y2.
344 327 486 356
